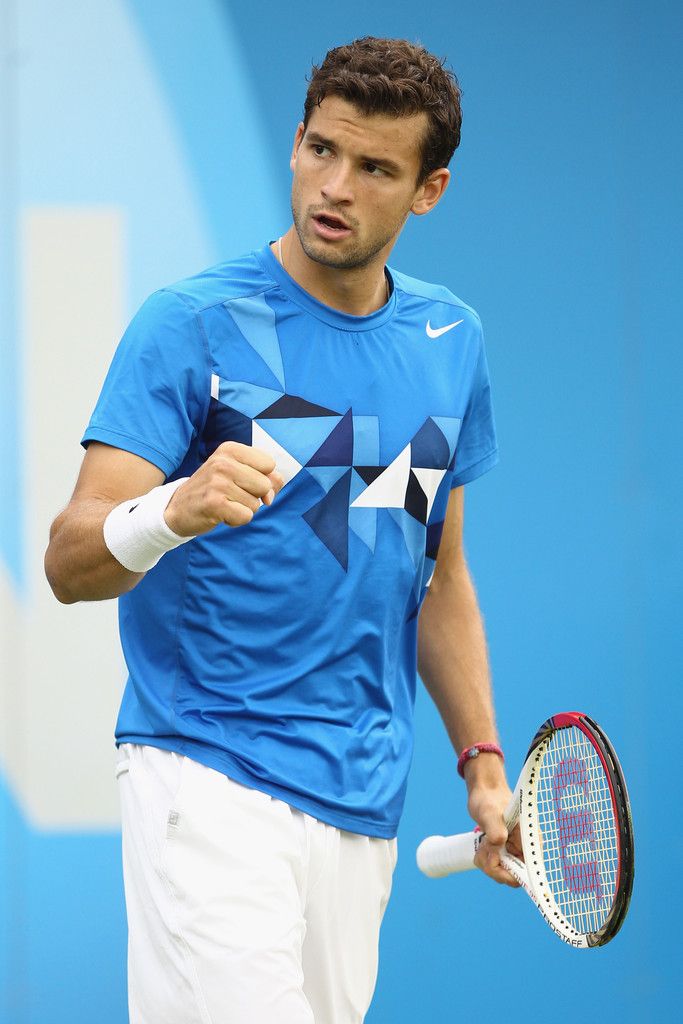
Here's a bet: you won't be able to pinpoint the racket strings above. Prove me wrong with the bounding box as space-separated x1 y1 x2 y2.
535 726 618 935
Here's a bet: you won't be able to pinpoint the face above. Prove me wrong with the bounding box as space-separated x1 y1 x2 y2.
289 96 446 272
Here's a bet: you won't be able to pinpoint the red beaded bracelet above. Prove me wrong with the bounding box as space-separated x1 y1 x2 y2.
457 742 505 779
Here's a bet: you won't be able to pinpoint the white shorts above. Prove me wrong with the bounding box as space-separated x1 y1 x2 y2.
116 743 397 1024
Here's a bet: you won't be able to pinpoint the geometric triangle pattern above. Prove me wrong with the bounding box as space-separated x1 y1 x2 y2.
211 374 283 420
421 555 437 592
208 299 457 579
302 469 351 570
426 520 446 561
355 466 385 486
252 420 302 486
306 465 349 494
431 416 462 465
308 409 354 466
259 394 340 418
299 416 455 571
348 506 377 553
202 398 254 458
350 417 452 527
215 320 284 393
224 294 286 389
352 415 380 464
203 371 456 577
349 469 369 503
413 467 447 521
387 507 428 605
405 469 428 523
410 417 450 469
254 415 342 467
387 508 425 576
350 443 411 509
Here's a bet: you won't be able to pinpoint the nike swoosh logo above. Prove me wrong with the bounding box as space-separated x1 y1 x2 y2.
425 319 464 339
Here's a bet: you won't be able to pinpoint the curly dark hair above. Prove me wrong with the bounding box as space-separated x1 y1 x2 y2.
303 37 462 183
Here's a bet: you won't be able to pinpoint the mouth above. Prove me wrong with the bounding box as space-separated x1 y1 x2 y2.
311 212 353 240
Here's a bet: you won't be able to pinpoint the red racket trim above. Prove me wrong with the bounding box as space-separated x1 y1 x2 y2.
417 712 634 949
574 714 634 945
532 711 634 947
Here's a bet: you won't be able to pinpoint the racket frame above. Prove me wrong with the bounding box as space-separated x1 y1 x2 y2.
417 711 634 948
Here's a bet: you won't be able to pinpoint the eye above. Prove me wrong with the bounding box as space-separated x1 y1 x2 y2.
312 143 331 157
364 162 386 177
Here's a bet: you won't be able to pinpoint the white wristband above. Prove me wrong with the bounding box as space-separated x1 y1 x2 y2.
103 477 194 573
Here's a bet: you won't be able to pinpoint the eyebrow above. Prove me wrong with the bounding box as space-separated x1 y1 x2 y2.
304 130 403 174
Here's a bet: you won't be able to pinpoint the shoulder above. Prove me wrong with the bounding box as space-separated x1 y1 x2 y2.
389 266 483 334
151 249 275 316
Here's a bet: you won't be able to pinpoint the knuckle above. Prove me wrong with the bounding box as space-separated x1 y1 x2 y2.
230 504 253 527
207 487 225 511
218 440 240 456
254 476 272 498
207 455 232 482
253 447 276 473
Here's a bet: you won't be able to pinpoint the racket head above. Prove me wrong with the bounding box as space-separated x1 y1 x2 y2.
519 711 634 947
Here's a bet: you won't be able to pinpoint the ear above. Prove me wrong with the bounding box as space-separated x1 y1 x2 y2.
290 122 306 172
411 168 450 216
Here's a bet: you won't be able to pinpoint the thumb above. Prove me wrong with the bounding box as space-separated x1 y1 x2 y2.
478 811 508 848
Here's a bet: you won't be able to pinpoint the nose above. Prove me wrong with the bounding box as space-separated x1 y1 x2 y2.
320 161 354 206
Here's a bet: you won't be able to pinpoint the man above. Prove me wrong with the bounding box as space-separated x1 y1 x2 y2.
46 36 518 1024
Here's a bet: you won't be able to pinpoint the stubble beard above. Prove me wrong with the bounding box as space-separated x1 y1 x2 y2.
291 199 408 272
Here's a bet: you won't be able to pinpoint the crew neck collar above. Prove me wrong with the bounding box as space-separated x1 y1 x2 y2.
256 242 397 332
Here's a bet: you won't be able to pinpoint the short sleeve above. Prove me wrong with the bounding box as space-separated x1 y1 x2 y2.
81 289 210 477
450 333 499 487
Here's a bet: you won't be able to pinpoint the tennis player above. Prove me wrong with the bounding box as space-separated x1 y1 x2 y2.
45 36 518 1024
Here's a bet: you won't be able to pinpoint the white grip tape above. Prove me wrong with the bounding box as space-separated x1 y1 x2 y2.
416 832 480 878
103 477 193 573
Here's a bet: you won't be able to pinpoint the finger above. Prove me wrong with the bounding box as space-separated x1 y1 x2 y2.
230 463 279 500
269 470 285 494
227 481 264 512
221 500 256 528
218 441 277 476
487 862 521 888
260 472 284 506
506 822 523 860
477 814 508 848
474 840 521 888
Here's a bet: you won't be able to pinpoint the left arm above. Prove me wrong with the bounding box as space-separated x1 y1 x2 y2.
417 486 520 885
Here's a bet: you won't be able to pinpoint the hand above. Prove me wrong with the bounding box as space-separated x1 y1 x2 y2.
164 441 285 535
465 759 523 888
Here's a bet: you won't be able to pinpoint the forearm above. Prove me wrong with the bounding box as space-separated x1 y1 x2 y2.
45 440 285 605
417 490 518 884
417 553 516 877
417 555 499 758
45 498 143 604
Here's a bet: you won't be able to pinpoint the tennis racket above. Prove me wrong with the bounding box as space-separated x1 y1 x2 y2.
416 712 634 947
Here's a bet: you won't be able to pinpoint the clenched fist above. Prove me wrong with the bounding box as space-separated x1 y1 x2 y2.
164 441 285 536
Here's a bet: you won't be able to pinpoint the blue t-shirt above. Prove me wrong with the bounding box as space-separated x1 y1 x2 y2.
83 243 498 838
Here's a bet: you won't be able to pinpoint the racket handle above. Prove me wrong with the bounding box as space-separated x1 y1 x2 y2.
416 831 480 878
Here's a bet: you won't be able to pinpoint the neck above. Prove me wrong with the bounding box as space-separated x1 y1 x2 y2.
272 227 389 316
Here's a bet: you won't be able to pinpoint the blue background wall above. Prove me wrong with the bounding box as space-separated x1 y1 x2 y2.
1 1 680 1020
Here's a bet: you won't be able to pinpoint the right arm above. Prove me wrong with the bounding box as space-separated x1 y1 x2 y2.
45 440 283 604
